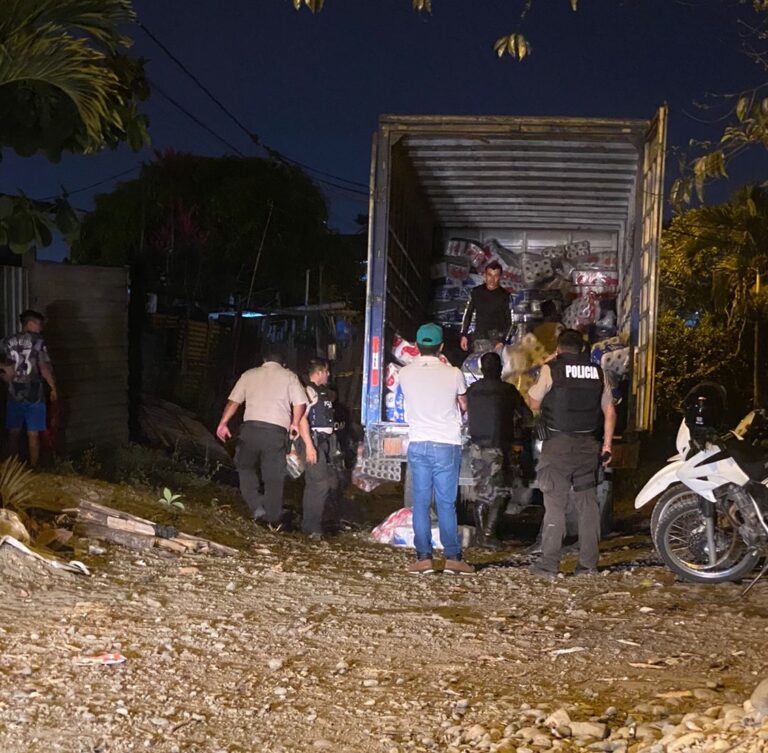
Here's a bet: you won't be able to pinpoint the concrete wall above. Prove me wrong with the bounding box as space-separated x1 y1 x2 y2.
29 262 129 451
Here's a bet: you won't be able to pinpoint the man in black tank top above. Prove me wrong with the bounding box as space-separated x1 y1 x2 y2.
526 330 616 577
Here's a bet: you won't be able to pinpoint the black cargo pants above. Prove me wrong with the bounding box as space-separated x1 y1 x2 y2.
302 432 342 535
236 421 288 523
537 431 601 572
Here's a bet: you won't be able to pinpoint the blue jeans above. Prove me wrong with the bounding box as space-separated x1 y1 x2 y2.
407 441 462 560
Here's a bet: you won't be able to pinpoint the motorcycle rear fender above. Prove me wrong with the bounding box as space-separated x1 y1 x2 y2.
634 460 685 509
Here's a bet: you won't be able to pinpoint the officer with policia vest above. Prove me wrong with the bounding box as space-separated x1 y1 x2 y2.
465 351 532 549
526 329 616 577
298 359 342 540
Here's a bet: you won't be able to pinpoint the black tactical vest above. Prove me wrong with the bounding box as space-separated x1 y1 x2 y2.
541 354 604 434
308 384 335 431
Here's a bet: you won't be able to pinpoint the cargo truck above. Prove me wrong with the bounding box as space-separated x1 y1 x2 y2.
359 110 668 524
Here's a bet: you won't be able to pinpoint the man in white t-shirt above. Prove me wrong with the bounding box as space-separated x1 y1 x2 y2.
399 323 474 576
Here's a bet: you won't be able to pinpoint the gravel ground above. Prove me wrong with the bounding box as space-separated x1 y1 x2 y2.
1 474 768 753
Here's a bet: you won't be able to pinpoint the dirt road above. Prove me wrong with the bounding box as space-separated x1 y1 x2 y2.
1 474 767 753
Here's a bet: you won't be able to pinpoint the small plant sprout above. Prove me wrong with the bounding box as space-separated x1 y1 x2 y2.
158 487 185 510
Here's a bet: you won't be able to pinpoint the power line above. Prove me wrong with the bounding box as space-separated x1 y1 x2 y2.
150 80 246 156
138 21 368 193
139 22 257 144
40 165 142 201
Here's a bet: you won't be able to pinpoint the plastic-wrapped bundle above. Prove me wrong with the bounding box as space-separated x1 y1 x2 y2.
445 238 486 269
564 240 591 260
385 385 408 422
392 333 420 364
384 362 400 391
431 257 470 282
461 351 484 386
540 245 567 260
591 337 630 377
571 266 619 298
483 239 520 270
562 293 599 331
521 254 554 286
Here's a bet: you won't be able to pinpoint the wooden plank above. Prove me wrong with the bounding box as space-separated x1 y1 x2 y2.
74 522 154 551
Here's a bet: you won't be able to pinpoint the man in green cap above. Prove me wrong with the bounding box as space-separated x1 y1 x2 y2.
398 323 474 576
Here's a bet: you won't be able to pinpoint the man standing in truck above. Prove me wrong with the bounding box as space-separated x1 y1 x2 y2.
459 262 512 353
399 323 474 575
526 329 615 578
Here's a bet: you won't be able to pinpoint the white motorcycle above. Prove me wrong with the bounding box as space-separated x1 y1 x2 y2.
635 387 768 584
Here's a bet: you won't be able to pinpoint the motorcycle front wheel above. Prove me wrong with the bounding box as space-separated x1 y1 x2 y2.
655 493 760 583
649 483 689 547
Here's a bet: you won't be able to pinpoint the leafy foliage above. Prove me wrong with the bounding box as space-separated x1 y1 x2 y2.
76 151 365 309
655 311 748 425
0 457 35 519
0 0 150 158
0 0 149 256
289 0 577 61
158 487 185 510
655 186 768 422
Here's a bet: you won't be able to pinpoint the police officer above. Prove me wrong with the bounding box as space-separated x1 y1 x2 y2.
217 346 307 526
299 359 342 540
466 352 531 549
526 329 616 577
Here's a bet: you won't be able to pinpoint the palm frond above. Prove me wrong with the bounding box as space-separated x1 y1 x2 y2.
0 0 134 49
0 456 35 515
0 0 136 151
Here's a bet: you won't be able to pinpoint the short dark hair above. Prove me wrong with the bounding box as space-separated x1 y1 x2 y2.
417 343 441 357
307 358 328 377
19 309 44 326
480 351 502 379
485 261 503 273
557 329 585 354
263 344 286 365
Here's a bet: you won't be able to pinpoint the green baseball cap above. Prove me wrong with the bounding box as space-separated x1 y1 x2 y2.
416 322 443 346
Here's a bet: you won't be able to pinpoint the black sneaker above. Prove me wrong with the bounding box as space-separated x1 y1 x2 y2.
528 564 559 580
573 566 599 576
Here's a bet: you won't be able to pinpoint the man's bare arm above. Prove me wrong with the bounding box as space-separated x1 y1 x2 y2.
216 400 241 442
290 403 307 439
298 415 317 464
40 362 58 400
602 402 617 463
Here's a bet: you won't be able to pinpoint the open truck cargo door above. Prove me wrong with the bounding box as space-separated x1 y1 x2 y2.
631 104 668 433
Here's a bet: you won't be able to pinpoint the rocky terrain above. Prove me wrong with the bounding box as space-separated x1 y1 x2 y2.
1 473 767 753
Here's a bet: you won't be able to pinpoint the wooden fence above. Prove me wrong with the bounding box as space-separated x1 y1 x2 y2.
29 262 129 451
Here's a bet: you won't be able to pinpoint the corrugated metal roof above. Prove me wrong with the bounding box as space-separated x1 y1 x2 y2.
385 116 648 230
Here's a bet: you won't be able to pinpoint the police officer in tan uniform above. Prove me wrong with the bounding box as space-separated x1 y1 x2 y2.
526 329 615 577
217 346 307 525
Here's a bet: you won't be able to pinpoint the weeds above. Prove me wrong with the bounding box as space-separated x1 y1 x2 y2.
0 457 34 519
157 487 185 510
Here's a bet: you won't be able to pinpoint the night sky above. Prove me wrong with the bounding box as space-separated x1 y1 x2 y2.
3 0 768 260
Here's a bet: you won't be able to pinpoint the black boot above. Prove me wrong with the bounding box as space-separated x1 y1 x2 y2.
474 502 504 550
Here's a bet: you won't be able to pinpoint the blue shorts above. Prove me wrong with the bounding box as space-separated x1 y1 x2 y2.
6 400 47 432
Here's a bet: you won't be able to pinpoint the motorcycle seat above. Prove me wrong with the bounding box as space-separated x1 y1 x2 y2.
725 436 768 481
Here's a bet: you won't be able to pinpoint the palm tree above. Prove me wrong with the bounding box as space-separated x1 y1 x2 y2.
0 0 147 156
0 0 147 254
664 185 768 405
